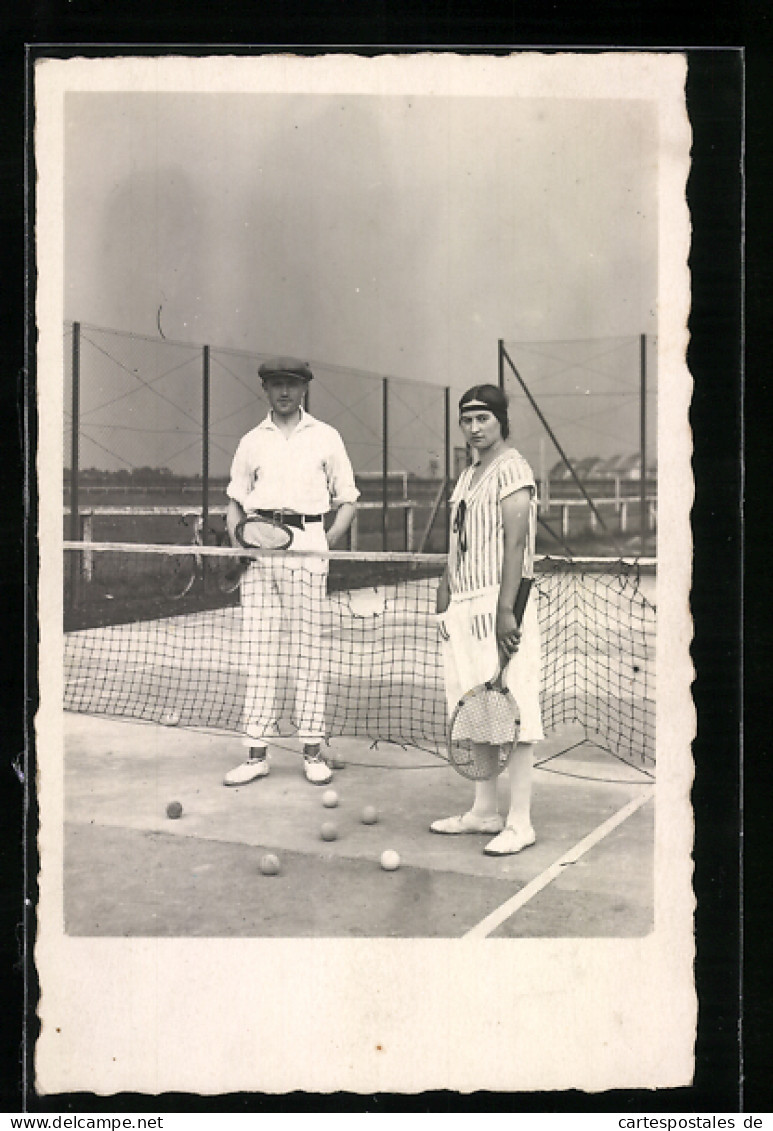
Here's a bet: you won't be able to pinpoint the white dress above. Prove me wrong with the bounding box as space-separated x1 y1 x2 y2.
438 447 544 745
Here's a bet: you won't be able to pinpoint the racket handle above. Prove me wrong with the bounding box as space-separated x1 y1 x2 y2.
491 578 533 687
513 576 533 626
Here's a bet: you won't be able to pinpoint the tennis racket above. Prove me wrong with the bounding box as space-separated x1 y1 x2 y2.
224 514 296 585
235 514 295 550
447 577 533 780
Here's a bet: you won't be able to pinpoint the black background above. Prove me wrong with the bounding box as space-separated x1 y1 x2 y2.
0 5 760 1115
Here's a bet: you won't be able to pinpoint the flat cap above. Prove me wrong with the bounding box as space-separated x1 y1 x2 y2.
258 357 313 382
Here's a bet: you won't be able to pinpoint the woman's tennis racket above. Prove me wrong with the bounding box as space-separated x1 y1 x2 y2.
447 577 533 781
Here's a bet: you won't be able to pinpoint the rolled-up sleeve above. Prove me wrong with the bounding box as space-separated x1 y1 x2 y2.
226 439 253 507
325 431 360 507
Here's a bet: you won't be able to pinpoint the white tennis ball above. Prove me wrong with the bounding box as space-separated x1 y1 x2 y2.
361 805 378 825
322 789 339 808
161 710 180 727
380 849 400 871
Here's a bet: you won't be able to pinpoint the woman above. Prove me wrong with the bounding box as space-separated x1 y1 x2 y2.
432 384 543 855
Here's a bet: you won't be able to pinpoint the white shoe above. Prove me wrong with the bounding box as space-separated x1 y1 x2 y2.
303 748 332 785
223 749 269 786
430 812 505 835
483 825 536 856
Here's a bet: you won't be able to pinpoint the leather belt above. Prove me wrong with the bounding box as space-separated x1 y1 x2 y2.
255 509 324 530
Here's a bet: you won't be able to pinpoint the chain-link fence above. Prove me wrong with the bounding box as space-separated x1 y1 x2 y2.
63 323 657 559
64 322 453 552
500 336 657 557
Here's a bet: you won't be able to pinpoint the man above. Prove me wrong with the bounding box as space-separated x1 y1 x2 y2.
224 357 358 786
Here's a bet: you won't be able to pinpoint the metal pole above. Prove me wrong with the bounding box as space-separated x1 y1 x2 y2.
640 333 647 556
539 438 547 511
202 345 210 536
70 322 80 542
501 342 623 554
382 377 389 551
444 386 451 551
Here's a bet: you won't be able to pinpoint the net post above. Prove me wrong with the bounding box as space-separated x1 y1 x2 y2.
202 344 210 534
640 333 647 557
82 512 94 581
539 437 550 513
69 321 80 543
382 376 389 551
202 344 211 587
444 385 451 551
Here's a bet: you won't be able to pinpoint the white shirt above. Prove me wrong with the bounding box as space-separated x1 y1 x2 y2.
227 409 360 515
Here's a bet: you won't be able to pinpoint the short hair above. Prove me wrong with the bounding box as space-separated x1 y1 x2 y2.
459 384 510 439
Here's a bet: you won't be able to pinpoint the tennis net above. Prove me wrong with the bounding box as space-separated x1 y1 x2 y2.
63 542 656 774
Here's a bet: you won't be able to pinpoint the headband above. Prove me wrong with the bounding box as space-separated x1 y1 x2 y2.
460 400 495 412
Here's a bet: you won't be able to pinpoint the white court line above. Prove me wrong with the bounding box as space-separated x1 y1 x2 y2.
462 791 654 939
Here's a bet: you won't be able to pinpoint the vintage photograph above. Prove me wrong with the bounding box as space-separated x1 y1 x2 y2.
36 53 694 1094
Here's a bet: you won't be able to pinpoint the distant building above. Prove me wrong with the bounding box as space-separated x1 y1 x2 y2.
596 454 627 475
549 453 656 481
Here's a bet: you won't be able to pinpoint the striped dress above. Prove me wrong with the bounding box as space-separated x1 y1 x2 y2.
438 447 544 744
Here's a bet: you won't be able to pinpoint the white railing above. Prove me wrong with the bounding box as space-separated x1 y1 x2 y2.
65 501 417 564
64 488 657 567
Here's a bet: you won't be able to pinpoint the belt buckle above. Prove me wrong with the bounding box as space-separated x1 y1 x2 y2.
273 510 284 525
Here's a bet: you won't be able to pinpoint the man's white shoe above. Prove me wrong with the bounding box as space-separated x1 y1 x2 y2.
223 750 269 786
303 751 332 785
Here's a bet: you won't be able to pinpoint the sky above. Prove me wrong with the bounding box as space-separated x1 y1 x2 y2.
64 91 659 475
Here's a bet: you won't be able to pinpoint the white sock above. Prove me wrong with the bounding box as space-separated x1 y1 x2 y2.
472 762 499 817
505 743 534 828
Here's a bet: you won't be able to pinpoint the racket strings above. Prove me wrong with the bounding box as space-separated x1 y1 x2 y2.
239 517 293 550
447 742 509 780
451 687 519 745
448 687 520 779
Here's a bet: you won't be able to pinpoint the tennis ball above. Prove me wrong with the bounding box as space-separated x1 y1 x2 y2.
380 849 400 871
361 805 378 825
166 801 183 819
320 821 338 842
161 710 180 727
259 853 280 876
322 789 339 808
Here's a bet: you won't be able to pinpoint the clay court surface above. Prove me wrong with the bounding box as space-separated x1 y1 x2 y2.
64 712 654 938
